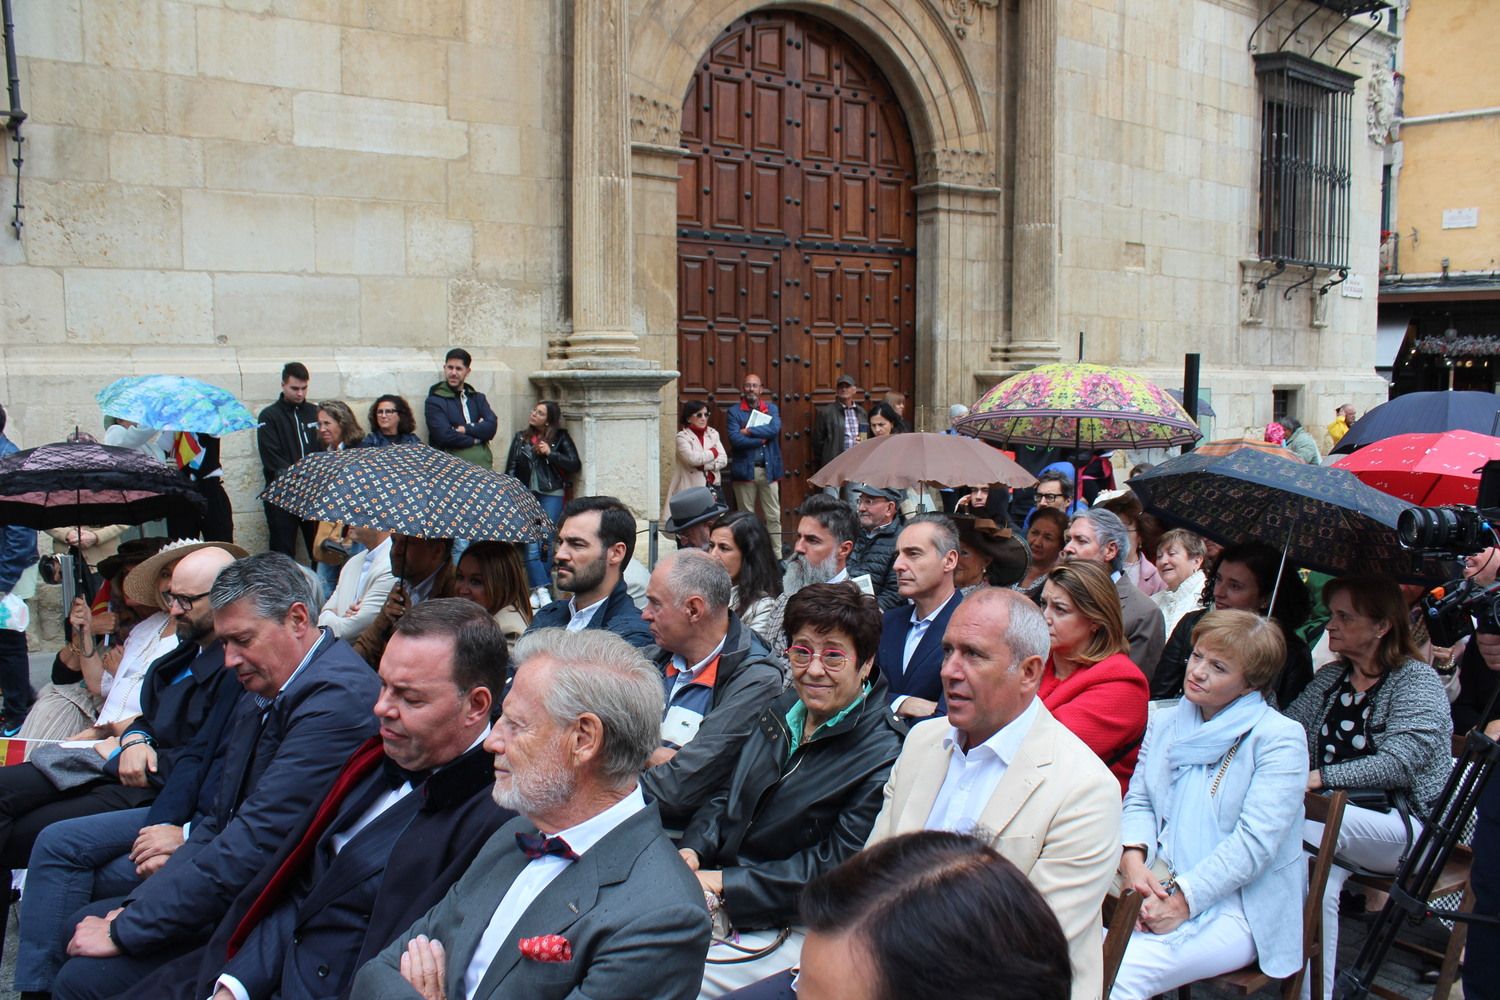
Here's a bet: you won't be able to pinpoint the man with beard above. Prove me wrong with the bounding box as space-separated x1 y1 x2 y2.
352 534 457 668
529 497 652 649
782 494 861 598
638 551 781 825
120 599 513 1000
352 628 711 1000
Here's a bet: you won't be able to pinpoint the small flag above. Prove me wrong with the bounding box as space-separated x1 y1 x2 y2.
173 432 205 471
0 738 32 766
90 579 112 617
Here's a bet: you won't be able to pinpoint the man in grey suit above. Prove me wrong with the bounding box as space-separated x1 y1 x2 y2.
353 627 711 1000
1061 507 1165 681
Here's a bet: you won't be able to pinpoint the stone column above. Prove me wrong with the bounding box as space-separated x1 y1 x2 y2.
999 0 1062 366
568 0 638 360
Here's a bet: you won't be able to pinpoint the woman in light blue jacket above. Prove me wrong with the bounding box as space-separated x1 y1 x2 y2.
1112 610 1310 1000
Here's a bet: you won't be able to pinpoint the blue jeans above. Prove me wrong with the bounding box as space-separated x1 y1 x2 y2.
525 492 566 590
14 807 147 992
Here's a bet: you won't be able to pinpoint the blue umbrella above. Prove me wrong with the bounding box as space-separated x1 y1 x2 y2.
96 375 259 436
1333 390 1500 455
1165 388 1216 418
1129 448 1457 584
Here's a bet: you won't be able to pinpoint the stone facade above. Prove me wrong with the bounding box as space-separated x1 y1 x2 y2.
0 0 1396 555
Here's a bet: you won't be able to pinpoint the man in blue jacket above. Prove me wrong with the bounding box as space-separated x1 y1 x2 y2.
52 553 381 1000
424 349 499 468
528 497 652 649
725 374 783 552
0 403 37 732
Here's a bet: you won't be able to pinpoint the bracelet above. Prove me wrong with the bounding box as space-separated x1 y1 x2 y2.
119 736 155 751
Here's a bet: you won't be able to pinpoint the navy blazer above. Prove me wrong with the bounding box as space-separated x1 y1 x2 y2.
875 590 963 714
111 631 381 956
529 577 653 650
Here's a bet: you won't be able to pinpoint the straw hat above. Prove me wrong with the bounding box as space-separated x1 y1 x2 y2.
123 539 248 609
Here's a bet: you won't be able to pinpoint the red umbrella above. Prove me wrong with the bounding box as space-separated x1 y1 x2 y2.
1328 430 1500 506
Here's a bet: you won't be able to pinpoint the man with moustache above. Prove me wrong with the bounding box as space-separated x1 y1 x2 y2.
352 628 711 1000
528 497 652 649
120 599 512 1000
353 535 457 668
781 494 862 598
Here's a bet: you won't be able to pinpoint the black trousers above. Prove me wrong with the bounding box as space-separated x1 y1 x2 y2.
53 896 194 1000
167 479 233 543
263 502 317 564
1464 772 1500 1000
0 629 35 722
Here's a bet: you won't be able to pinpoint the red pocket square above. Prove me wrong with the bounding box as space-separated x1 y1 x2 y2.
518 934 573 963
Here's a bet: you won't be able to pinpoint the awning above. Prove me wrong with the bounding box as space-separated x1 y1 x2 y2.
1377 312 1411 369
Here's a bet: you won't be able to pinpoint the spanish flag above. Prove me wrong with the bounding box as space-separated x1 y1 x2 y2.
173 432 205 471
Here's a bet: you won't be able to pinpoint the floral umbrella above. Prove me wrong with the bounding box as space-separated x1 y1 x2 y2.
955 363 1201 450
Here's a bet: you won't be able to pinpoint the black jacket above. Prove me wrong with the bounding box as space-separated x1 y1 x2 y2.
1153 607 1313 708
847 518 903 610
503 428 581 495
256 397 322 483
122 640 237 791
126 739 512 1000
639 616 784 826
811 401 867 470
112 632 381 955
678 679 906 929
530 576 653 650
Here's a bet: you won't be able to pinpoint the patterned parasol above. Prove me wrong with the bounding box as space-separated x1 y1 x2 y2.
96 375 259 436
807 432 1037 490
956 363 1201 450
1128 447 1457 584
0 439 204 528
1328 430 1500 507
1192 437 1305 463
260 445 554 542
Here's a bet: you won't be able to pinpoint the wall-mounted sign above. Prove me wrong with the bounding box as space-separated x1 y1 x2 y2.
1442 207 1480 229
1341 275 1365 298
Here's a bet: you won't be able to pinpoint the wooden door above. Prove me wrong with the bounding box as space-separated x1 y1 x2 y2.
676 11 918 525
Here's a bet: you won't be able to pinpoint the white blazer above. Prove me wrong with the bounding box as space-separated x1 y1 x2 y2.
317 544 396 640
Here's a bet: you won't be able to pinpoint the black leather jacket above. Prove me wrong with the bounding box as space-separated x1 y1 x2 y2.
678 677 906 929
503 428 581 494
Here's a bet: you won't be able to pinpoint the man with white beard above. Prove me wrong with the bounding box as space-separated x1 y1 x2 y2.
781 494 862 597
353 628 710 1000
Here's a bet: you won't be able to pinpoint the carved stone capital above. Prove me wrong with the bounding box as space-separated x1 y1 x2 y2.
629 93 682 148
918 147 997 187
944 0 999 39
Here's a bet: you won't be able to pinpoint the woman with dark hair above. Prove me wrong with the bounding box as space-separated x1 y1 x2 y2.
1018 506 1068 599
451 540 533 652
727 831 1072 1000
1112 610 1309 999
866 401 907 437
1152 540 1314 706
665 399 729 514
682 583 905 995
361 394 421 447
1285 576 1452 1000
707 511 782 642
1039 561 1150 793
503 399 582 607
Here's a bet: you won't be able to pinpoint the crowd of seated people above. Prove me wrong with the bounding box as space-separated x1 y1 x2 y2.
4 485 1490 1000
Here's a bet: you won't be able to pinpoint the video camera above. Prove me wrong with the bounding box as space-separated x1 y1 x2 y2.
1399 459 1500 640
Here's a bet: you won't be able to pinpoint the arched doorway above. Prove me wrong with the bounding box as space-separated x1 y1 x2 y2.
675 10 918 525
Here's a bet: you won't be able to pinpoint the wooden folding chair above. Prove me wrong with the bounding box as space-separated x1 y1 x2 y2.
1102 888 1144 998
1177 789 1348 1000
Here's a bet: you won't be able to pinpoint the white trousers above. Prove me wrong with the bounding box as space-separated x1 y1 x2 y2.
1109 910 1257 1000
698 927 805 999
1303 803 1416 1000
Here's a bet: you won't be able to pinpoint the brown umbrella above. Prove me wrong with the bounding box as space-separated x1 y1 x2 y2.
808 432 1037 490
1191 437 1305 463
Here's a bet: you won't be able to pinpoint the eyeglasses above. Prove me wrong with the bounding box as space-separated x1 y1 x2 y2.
375 408 399 415
1036 492 1067 502
163 590 212 611
786 646 852 670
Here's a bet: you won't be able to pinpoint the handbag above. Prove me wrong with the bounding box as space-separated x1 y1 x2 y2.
312 521 350 566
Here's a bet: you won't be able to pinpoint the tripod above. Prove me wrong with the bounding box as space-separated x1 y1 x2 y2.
1334 727 1500 999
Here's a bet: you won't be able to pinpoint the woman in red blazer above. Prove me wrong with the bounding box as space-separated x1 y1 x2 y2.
1038 561 1150 794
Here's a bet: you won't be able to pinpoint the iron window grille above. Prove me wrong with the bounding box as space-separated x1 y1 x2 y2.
1254 52 1357 270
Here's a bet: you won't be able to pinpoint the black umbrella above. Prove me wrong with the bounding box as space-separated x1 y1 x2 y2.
1333 390 1500 455
1128 448 1457 584
260 444 553 543
0 440 204 529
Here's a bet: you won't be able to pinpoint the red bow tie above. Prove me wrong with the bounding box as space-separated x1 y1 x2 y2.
516 832 579 862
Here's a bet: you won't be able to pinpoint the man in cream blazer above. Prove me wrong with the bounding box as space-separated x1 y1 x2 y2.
317 528 395 640
867 589 1122 1000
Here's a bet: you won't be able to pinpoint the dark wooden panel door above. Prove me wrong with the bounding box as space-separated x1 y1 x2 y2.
676 10 917 525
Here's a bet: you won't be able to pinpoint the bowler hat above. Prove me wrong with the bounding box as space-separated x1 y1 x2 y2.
123 538 248 610
954 516 1031 587
662 487 727 535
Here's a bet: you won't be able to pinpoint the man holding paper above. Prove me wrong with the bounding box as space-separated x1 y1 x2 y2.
725 374 784 552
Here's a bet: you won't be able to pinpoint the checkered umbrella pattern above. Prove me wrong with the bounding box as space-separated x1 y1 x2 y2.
261 444 554 543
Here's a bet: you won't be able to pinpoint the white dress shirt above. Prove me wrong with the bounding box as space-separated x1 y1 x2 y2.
901 591 958 673
565 595 606 632
96 612 178 726
462 787 647 1000
925 697 1041 833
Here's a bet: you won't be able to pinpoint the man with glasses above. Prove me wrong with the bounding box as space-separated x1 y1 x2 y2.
256 363 322 562
639 550 781 826
725 373 784 552
1021 469 1076 532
